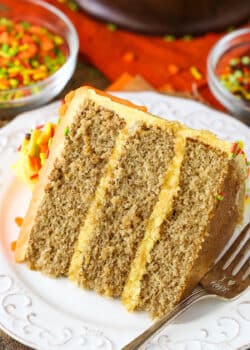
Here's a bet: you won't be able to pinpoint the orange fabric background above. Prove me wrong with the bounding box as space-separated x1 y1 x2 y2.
48 0 249 110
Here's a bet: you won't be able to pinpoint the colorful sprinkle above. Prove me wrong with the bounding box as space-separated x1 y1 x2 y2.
190 66 203 80
163 35 176 42
216 192 225 201
245 197 250 206
40 152 46 165
168 64 179 75
48 138 53 147
231 141 245 158
12 122 56 186
64 127 69 136
245 188 250 206
36 125 45 130
106 23 117 32
25 133 31 140
57 0 78 11
15 217 23 227
159 83 174 92
182 35 193 41
231 142 237 154
30 173 39 180
123 51 135 63
46 148 50 159
0 17 67 102
227 26 235 32
218 55 250 101
11 240 17 252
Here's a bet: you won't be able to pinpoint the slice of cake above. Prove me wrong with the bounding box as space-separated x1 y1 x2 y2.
14 88 133 275
69 120 246 317
69 111 182 297
15 87 247 318
122 135 246 317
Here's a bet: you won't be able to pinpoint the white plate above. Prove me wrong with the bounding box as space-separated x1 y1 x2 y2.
0 92 250 350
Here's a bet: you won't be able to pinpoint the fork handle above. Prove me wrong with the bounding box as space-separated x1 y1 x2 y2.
122 286 208 350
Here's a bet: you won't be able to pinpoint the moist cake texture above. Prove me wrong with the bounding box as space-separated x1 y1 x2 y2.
15 95 126 276
124 139 231 316
15 87 247 318
69 121 177 297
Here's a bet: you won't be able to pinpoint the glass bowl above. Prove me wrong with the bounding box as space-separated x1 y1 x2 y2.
207 28 250 125
0 0 79 112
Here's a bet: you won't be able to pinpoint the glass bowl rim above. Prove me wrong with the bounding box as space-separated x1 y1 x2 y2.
207 27 250 109
0 0 79 100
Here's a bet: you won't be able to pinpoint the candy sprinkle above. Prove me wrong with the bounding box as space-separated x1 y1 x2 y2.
0 17 67 102
12 122 56 186
219 54 250 101
30 173 39 180
231 141 245 158
123 51 135 63
15 216 23 227
216 192 225 201
46 148 50 159
64 127 69 136
40 152 46 165
48 138 53 147
245 188 250 206
57 0 78 11
11 240 17 252
182 35 193 41
25 133 31 140
163 35 176 42
106 23 117 32
227 26 235 32
190 66 203 80
168 64 179 74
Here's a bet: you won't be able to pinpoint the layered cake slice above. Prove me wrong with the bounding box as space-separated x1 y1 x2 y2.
69 111 181 296
15 87 247 318
15 87 137 275
122 132 246 317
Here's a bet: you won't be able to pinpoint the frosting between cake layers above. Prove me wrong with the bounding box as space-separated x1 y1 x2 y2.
122 129 186 310
69 126 131 284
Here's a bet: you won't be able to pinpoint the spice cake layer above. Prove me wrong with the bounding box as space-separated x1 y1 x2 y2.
69 118 180 296
122 132 246 317
15 87 178 276
15 87 247 318
15 88 130 275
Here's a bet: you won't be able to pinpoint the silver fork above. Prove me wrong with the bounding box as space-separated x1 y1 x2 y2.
122 222 250 350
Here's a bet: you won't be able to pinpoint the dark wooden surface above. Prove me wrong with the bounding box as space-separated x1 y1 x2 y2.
0 59 109 350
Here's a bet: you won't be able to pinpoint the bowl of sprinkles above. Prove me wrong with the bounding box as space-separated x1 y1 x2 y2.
208 28 250 124
0 0 78 111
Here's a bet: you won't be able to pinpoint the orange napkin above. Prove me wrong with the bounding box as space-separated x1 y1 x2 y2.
47 0 249 110
106 74 154 92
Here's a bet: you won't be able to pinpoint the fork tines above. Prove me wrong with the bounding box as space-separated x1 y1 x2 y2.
219 222 250 280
